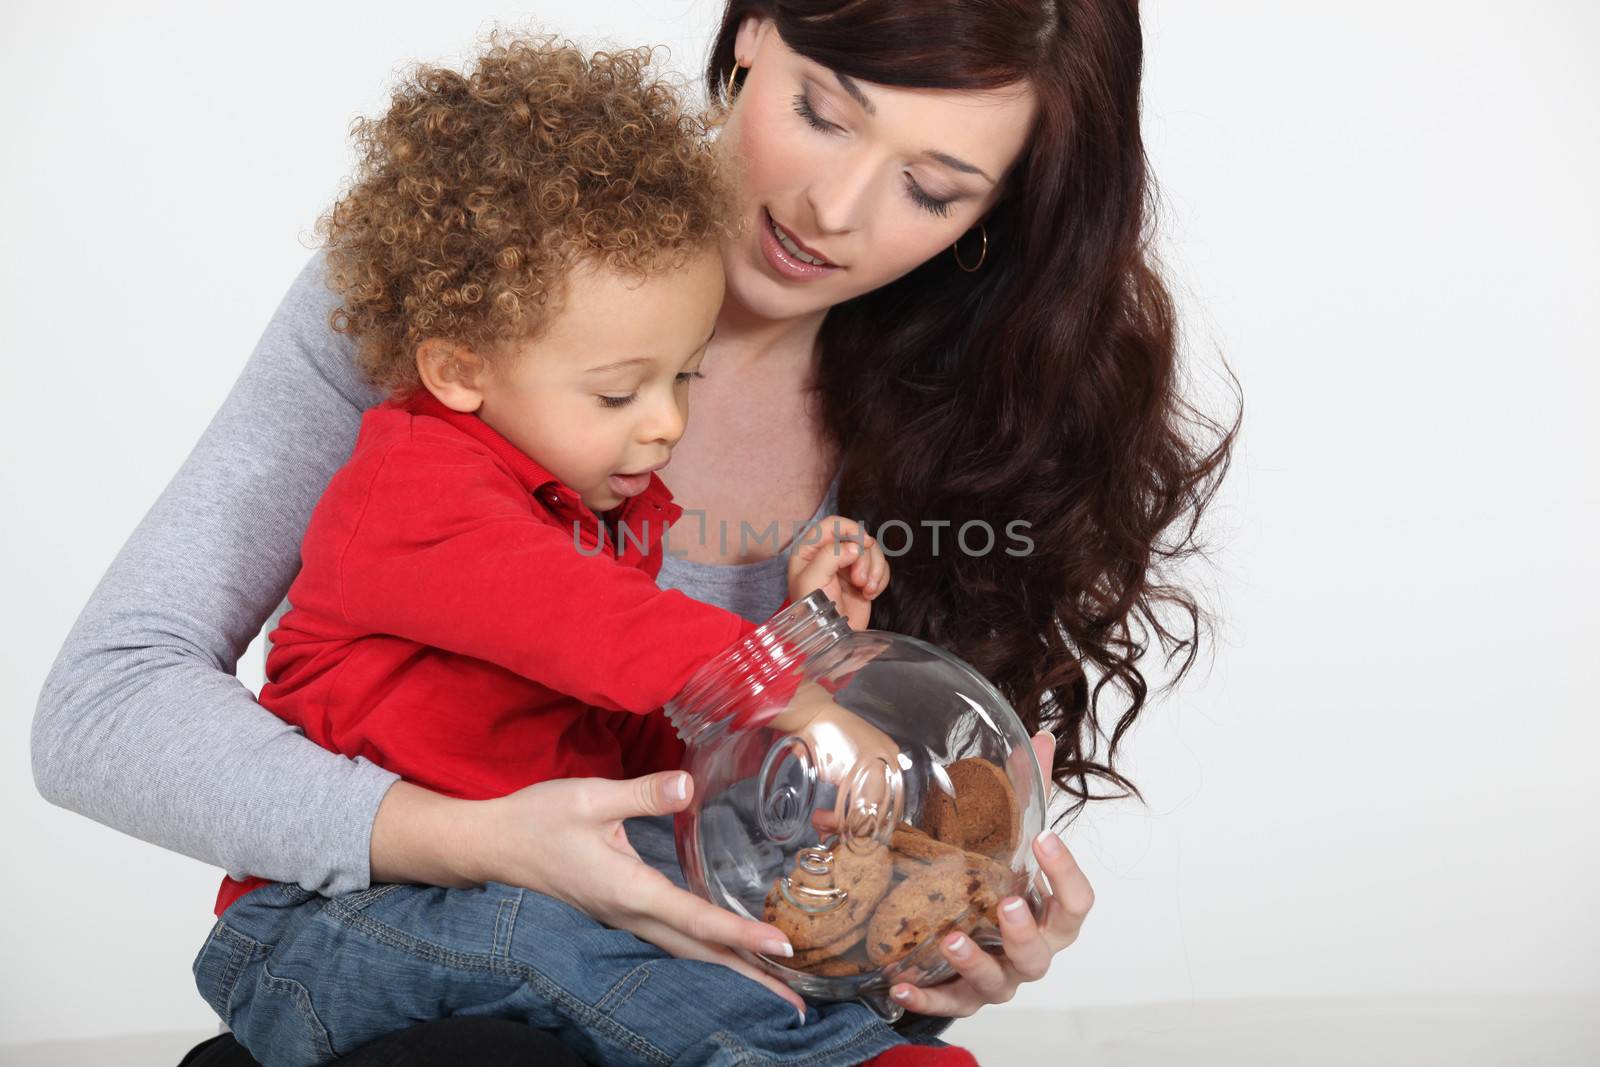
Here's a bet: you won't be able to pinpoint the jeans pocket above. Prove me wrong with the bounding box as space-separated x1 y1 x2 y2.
193 921 268 1026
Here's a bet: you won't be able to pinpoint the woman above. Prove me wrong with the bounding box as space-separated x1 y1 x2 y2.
34 0 1233 1061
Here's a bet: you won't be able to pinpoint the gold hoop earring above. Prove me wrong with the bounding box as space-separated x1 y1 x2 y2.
725 61 747 103
953 223 988 272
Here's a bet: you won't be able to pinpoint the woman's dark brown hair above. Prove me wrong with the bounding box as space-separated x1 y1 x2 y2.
708 0 1239 823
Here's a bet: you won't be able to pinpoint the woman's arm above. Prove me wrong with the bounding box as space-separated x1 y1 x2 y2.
27 254 813 1014
30 253 397 894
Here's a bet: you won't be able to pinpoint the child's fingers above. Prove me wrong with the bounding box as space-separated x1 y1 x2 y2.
849 543 887 596
787 532 850 585
851 552 871 586
867 553 890 597
789 538 859 598
790 518 880 599
845 537 881 585
790 521 864 562
805 516 868 551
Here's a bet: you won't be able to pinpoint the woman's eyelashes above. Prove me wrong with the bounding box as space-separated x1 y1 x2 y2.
791 88 839 134
903 176 954 218
790 89 956 218
597 370 703 409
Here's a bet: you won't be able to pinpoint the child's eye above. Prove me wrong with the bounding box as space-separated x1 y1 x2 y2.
599 394 636 409
676 370 705 385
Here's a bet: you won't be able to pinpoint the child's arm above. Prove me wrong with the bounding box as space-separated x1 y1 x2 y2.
774 517 900 784
606 710 687 778
335 432 754 716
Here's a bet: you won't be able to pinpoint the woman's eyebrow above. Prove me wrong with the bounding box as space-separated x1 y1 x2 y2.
926 150 992 183
834 72 878 116
833 71 994 184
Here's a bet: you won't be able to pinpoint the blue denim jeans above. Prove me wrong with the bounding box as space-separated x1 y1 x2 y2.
193 877 912 1067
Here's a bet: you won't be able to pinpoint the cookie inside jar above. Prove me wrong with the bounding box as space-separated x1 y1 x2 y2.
762 757 1029 977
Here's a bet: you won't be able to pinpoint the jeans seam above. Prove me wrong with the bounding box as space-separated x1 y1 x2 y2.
197 921 268 1026
259 960 337 1062
492 894 520 957
326 882 405 914
593 962 651 1015
327 905 674 1066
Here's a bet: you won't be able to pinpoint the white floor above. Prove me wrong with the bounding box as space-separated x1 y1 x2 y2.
2 995 1595 1066
948 995 1600 1066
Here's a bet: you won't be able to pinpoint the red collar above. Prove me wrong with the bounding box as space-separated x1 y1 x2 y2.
393 389 679 540
399 388 563 496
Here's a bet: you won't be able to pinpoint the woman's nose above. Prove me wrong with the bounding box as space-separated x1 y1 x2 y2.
804 151 876 235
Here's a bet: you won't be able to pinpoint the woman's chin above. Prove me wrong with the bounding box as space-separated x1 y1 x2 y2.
720 258 838 325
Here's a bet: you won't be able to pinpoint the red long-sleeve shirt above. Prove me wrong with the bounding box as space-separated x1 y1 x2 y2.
215 388 765 914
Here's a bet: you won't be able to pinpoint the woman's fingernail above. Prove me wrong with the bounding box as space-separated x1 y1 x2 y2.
1001 897 1029 923
796 1005 809 1023
945 933 970 956
1036 830 1067 857
892 985 914 1002
762 939 794 958
671 774 690 802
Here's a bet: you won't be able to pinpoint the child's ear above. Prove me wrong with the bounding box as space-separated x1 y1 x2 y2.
416 339 487 413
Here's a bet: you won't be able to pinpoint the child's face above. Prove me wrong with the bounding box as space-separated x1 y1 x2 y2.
476 249 725 515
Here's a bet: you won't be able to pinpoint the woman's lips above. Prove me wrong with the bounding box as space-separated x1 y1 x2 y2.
759 208 841 281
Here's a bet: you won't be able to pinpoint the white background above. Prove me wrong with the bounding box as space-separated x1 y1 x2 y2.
2 0 1596 1048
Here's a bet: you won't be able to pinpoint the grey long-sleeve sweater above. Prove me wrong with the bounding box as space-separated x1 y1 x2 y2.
30 253 829 895
27 255 967 1042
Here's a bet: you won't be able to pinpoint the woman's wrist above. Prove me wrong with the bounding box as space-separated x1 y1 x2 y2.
369 779 485 888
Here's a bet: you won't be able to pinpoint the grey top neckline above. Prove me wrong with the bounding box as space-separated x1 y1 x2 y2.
655 471 841 623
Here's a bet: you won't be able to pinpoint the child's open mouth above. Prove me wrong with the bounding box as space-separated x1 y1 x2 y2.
609 472 653 497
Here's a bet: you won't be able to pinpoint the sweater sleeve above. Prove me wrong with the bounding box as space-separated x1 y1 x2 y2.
30 253 400 895
335 431 757 715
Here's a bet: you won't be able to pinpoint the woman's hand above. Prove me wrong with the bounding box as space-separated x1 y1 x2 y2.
884 731 1095 1018
371 773 809 1018
787 515 888 630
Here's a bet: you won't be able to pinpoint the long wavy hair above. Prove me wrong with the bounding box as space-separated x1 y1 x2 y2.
708 0 1239 823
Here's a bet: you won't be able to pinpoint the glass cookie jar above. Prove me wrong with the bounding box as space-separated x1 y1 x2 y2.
664 590 1049 1021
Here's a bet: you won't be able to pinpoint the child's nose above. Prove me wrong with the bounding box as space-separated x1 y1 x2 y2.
641 395 686 446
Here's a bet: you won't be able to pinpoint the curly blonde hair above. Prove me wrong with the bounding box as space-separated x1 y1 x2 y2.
319 34 731 397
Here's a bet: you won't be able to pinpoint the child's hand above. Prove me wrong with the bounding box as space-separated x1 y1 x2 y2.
769 681 902 806
786 515 889 631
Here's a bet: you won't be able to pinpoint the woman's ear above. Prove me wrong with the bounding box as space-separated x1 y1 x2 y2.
415 339 487 413
733 14 773 64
